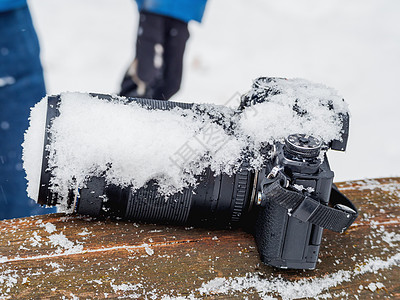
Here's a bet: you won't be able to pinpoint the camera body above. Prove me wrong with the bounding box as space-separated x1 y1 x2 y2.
32 77 358 270
254 135 334 269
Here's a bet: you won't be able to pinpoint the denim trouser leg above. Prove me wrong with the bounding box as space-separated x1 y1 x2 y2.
0 5 55 219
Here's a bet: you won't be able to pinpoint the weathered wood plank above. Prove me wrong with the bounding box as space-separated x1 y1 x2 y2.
0 178 399 299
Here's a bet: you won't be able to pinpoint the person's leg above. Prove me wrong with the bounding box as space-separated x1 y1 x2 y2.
0 5 55 219
152 17 189 100
120 12 165 98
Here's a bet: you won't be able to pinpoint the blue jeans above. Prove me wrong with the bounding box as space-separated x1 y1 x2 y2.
0 5 55 219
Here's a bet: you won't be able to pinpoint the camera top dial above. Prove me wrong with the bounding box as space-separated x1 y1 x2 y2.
285 134 322 159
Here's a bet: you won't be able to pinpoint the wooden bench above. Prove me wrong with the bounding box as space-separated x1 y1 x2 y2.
0 178 399 299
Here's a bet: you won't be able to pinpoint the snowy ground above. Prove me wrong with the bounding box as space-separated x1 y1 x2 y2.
29 0 400 182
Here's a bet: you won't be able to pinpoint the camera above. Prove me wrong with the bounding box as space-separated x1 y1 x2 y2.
29 77 358 270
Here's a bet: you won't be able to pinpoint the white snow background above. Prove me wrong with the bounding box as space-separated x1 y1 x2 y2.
29 0 400 182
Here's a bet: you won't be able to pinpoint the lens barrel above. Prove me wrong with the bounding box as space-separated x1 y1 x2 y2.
78 167 255 227
39 94 255 226
38 94 194 207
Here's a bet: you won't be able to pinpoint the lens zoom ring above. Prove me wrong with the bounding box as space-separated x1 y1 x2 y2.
125 184 193 224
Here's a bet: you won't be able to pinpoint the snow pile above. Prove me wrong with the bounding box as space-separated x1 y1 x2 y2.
48 232 83 254
198 272 352 299
36 219 57 233
111 282 142 292
29 231 42 247
41 222 57 234
22 78 349 209
142 243 154 256
238 78 348 148
367 282 385 292
22 97 48 203
0 270 19 296
197 253 400 299
77 228 92 236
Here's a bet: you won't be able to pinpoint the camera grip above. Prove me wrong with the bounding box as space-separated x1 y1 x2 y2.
255 195 322 270
254 199 288 263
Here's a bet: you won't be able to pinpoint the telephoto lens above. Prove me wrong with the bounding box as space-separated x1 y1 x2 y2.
23 77 358 269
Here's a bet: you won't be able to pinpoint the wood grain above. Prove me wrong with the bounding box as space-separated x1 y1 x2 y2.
0 178 399 299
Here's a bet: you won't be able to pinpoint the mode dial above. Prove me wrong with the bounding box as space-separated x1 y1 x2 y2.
285 134 322 159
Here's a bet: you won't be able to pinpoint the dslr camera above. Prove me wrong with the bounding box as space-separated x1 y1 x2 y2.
35 77 358 270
